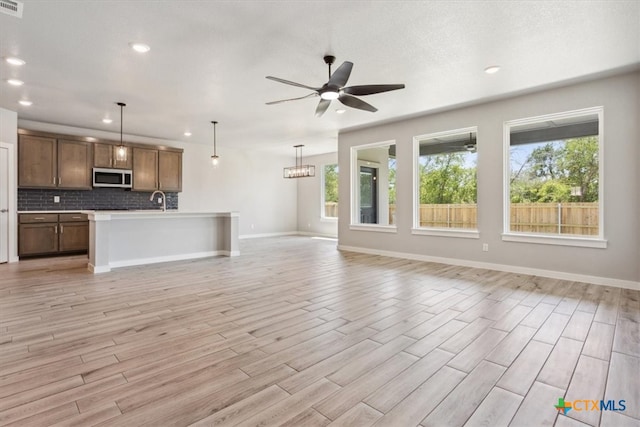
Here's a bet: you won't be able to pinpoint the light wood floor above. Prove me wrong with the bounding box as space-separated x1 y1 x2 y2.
0 236 638 427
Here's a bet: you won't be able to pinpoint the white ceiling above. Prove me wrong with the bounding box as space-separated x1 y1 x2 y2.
1 1 638 156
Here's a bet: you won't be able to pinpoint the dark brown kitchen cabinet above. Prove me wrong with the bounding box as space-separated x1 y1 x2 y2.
18 135 92 189
18 135 57 188
132 147 159 191
18 213 88 257
159 150 182 192
94 143 133 169
18 214 60 256
58 140 93 189
59 213 89 252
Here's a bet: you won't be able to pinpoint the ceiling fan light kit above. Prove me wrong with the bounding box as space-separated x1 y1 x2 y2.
266 55 405 117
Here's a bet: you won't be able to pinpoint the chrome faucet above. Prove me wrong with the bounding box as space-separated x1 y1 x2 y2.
150 190 166 211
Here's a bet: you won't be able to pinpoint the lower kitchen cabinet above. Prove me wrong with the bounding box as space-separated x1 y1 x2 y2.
18 213 88 257
59 214 89 252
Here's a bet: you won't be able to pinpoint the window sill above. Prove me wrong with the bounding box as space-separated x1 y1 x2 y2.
320 217 338 223
412 228 480 239
502 233 607 249
349 224 397 233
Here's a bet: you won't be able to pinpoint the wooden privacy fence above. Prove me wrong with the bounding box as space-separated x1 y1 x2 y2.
324 202 338 218
509 202 598 235
383 202 598 235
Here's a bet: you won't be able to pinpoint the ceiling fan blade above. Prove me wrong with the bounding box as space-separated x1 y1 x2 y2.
315 99 331 117
338 94 377 112
342 84 405 96
266 76 319 91
328 61 353 87
266 93 317 105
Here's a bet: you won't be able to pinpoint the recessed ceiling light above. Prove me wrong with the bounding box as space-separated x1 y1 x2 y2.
102 118 113 124
484 65 501 74
7 79 24 86
5 57 26 66
336 109 346 114
184 131 192 137
129 42 150 53
18 100 32 106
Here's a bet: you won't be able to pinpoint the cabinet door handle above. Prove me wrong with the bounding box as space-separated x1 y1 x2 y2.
53 177 56 185
60 225 64 233
55 225 58 234
58 177 61 185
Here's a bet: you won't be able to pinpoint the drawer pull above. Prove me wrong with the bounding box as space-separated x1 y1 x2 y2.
34 217 45 220
72 216 82 219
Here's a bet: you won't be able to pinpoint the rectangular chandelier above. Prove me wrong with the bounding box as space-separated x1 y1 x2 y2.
283 145 315 178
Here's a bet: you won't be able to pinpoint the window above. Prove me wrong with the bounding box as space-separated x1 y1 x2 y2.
322 164 338 219
350 141 397 231
504 107 605 247
413 127 478 238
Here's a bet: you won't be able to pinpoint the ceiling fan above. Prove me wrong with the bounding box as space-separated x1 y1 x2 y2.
266 55 405 117
440 133 477 153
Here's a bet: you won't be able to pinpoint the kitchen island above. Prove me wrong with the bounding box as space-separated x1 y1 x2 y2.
85 210 239 273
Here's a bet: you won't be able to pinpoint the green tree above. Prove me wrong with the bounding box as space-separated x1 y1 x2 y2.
324 164 338 203
419 153 476 204
510 136 598 203
558 137 599 202
388 158 396 204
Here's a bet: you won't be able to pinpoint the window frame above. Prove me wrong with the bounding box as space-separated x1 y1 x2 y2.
350 140 398 233
502 106 606 248
320 163 339 221
412 126 480 239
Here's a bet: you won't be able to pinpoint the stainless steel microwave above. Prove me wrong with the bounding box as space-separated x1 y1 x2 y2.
92 168 133 188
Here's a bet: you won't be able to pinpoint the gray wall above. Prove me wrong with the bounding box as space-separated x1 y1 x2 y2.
296 152 338 237
338 71 640 283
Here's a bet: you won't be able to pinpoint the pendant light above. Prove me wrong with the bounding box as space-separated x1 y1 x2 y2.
211 120 219 167
116 102 128 162
283 144 315 178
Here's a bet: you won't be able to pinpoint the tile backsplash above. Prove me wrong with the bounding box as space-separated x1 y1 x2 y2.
18 188 179 211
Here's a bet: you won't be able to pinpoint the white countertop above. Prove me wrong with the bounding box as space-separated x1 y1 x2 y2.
18 210 85 214
85 210 239 220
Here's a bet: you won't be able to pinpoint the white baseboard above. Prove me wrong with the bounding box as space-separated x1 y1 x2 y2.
297 231 338 239
88 263 111 274
239 231 298 239
108 251 224 270
337 245 640 291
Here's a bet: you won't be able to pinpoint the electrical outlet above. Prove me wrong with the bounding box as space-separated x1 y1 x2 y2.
53 196 60 203
482 243 489 252
157 197 162 203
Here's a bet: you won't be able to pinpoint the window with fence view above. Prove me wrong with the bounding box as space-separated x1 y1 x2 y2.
507 109 600 237
413 128 478 230
323 164 338 218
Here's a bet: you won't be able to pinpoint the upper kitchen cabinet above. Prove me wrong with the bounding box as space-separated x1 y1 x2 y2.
133 147 183 192
132 147 159 191
18 135 57 188
57 140 93 189
159 150 182 192
94 143 132 169
18 135 92 189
